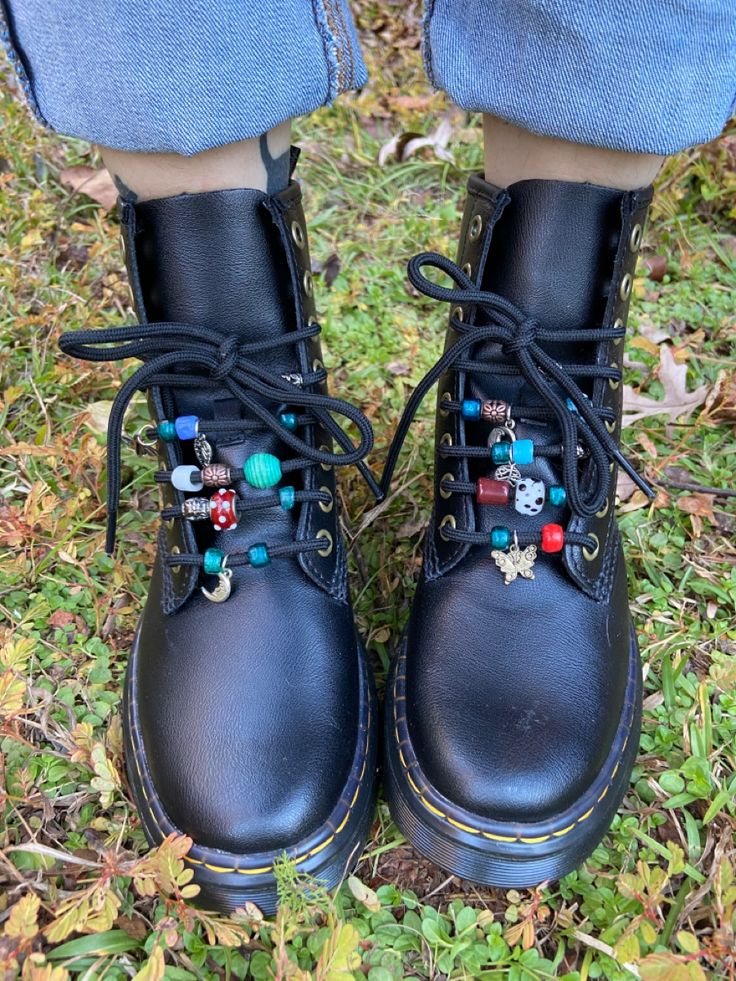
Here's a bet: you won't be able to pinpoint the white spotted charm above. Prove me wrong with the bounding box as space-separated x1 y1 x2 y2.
514 478 545 516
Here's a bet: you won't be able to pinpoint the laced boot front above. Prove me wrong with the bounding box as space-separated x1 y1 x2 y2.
383 176 653 885
60 164 378 913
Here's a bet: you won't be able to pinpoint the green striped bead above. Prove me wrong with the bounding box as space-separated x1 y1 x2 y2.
203 548 225 575
243 453 282 488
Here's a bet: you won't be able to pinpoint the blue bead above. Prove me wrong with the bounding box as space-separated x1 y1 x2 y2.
490 442 511 465
548 485 567 507
174 415 199 440
490 526 511 550
280 412 298 432
566 395 589 414
248 544 271 568
279 486 296 510
461 399 481 421
203 548 225 575
511 439 534 465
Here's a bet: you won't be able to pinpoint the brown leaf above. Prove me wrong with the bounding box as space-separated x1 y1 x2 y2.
59 166 118 211
386 361 411 376
622 345 709 426
312 252 341 288
677 494 715 520
642 254 668 281
378 116 455 166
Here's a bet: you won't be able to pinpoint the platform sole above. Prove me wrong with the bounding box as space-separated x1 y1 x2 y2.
123 633 377 915
384 629 642 888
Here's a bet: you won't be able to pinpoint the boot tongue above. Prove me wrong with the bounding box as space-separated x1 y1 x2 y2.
132 187 292 340
481 178 624 333
128 187 297 419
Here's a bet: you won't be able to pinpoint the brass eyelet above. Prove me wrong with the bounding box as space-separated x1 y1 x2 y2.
609 461 615 473
462 261 472 277
439 472 455 500
170 545 181 573
316 529 333 557
303 270 314 296
605 418 616 433
613 317 624 346
319 443 332 471
619 273 633 302
439 514 456 541
608 364 621 390
291 220 306 249
318 485 334 513
469 214 483 240
452 305 464 322
583 533 600 561
440 391 452 418
596 499 610 518
440 432 453 448
629 223 642 253
312 357 324 373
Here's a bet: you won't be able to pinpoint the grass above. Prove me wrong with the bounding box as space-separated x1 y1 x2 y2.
1 5 735 979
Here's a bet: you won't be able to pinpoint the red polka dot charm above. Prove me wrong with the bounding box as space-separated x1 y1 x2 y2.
541 523 564 553
210 488 239 530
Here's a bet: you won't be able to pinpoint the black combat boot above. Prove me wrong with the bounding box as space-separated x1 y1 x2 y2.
382 176 653 885
60 162 378 913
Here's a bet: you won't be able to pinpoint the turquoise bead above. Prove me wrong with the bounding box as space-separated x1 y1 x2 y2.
490 526 511 550
280 412 298 431
490 442 511 465
203 548 225 575
548 485 567 507
511 439 534 465
248 543 271 568
244 453 282 488
461 399 481 420
157 420 177 442
279 486 296 510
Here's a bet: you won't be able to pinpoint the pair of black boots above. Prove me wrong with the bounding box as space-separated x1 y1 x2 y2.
60 157 653 914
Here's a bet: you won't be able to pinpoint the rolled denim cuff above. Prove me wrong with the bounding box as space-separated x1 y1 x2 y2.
1 0 366 154
424 0 736 154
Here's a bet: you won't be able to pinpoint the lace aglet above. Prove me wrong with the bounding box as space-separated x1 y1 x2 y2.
616 452 656 500
357 461 384 502
105 513 118 556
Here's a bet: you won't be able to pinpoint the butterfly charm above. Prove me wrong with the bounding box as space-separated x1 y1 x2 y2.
491 542 537 585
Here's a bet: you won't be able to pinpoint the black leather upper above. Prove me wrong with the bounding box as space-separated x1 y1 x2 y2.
119 183 366 853
404 177 651 823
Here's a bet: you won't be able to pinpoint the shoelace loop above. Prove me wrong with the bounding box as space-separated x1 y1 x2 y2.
381 252 655 521
59 321 379 554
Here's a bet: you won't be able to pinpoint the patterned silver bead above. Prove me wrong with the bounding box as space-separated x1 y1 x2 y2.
201 463 233 487
181 497 211 521
481 400 510 425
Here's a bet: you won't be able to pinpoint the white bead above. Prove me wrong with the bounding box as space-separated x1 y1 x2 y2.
171 465 203 492
514 478 545 516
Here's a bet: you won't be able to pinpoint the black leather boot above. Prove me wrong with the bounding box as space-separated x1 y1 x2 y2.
60 165 378 913
383 176 653 885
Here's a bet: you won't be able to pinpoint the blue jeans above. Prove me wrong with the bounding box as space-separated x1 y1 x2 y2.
2 0 735 156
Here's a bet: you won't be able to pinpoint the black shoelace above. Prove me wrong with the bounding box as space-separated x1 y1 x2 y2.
381 252 655 553
59 322 379 560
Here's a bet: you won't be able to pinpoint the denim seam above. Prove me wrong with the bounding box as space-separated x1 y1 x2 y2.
312 0 352 98
0 0 49 128
422 0 437 88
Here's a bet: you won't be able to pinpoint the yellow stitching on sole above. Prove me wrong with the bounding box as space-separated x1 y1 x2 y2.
520 835 551 844
577 807 595 823
552 824 576 838
447 817 481 834
421 797 446 819
481 832 517 843
236 865 273 876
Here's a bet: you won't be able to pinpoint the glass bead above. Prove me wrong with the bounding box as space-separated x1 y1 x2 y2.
280 412 298 431
548 485 567 507
248 543 271 568
490 526 511 550
279 486 296 510
157 420 177 442
490 442 511 465
477 478 510 506
203 548 225 575
541 523 564 553
210 488 239 530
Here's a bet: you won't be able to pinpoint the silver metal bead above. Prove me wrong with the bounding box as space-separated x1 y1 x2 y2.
181 497 211 521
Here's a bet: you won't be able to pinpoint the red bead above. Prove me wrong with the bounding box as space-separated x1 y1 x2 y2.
210 488 239 530
541 523 564 553
476 478 510 506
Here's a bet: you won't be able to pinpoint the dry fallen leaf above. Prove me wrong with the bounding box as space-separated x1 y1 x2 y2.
378 115 455 166
60 165 118 211
622 345 709 427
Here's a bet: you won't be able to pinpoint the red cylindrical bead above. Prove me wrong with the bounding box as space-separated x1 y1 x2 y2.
476 478 510 506
210 488 239 530
541 523 564 553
